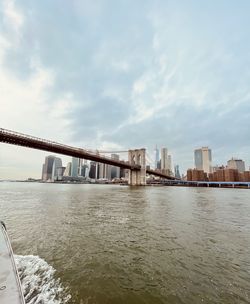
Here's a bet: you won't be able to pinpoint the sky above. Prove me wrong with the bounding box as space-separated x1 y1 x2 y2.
0 0 250 179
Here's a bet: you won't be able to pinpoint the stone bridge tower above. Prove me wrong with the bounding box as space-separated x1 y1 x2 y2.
128 148 146 185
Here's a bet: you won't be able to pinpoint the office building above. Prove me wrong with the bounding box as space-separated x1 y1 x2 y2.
54 166 65 181
97 154 120 180
98 163 109 179
51 157 63 181
42 164 46 180
157 159 161 169
167 155 172 171
111 154 120 179
80 163 89 177
42 155 56 181
154 145 160 170
71 157 80 177
194 147 212 174
161 148 168 170
64 162 72 176
89 162 97 179
77 159 83 175
227 158 245 173
174 165 181 179
42 155 62 181
79 160 89 178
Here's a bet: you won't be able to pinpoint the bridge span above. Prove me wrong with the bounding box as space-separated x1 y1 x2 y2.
0 128 176 184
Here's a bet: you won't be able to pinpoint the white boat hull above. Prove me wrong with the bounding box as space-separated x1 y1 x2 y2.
0 222 25 304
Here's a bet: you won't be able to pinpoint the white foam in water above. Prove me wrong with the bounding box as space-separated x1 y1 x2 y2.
14 255 71 304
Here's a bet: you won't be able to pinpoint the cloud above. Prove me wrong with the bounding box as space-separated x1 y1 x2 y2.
0 0 79 178
1 0 250 178
2 0 23 33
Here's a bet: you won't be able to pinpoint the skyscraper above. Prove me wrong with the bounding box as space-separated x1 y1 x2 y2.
79 159 89 178
194 147 212 174
51 157 62 181
64 162 72 176
98 163 109 179
161 148 168 170
71 157 81 177
41 164 46 180
89 162 97 179
111 154 120 179
97 154 120 180
77 159 83 176
227 158 245 173
80 163 89 177
154 145 160 169
42 155 62 181
42 155 56 181
174 165 181 179
167 155 172 171
55 167 65 181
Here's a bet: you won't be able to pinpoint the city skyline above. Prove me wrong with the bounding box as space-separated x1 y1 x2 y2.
38 146 250 182
1 0 250 179
41 154 123 182
5 141 249 182
40 146 250 179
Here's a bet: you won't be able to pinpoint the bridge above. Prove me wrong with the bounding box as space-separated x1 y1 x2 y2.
0 128 176 185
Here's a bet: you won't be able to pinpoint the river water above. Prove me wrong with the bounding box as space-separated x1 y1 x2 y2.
0 182 250 304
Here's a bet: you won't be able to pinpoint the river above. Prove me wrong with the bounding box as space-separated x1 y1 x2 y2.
0 182 250 304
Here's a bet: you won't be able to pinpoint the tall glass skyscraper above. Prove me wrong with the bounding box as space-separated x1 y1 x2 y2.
71 157 80 177
42 155 55 181
154 145 160 169
42 155 62 181
51 157 62 181
194 147 212 173
167 155 172 171
111 154 120 179
161 148 168 170
174 165 181 179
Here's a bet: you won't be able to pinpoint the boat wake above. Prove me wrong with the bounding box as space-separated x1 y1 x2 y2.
14 255 71 304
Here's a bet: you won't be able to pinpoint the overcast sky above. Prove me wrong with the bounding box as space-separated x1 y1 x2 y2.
1 0 250 179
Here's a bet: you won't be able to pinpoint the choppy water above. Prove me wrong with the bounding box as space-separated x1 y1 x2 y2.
0 182 250 304
15 255 71 304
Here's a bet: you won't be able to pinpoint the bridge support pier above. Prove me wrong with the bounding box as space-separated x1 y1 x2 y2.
128 149 146 186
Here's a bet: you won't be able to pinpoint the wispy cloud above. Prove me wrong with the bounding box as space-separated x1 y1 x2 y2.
1 0 250 178
2 0 23 33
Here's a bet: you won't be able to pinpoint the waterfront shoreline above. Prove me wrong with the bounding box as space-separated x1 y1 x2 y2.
2 179 250 189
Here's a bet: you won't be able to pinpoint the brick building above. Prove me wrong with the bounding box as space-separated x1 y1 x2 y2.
187 168 250 182
186 169 208 181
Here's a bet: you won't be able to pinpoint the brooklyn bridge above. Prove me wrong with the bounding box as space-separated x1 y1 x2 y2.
0 128 176 185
